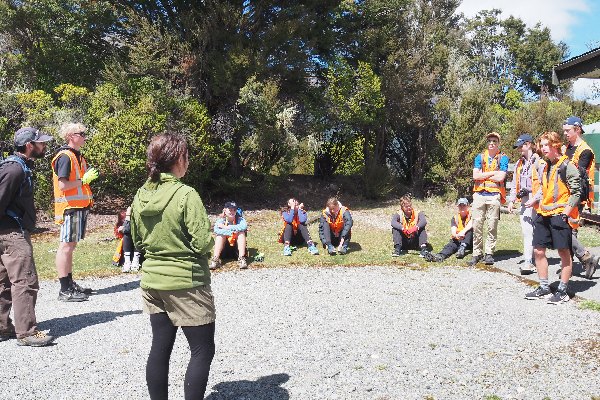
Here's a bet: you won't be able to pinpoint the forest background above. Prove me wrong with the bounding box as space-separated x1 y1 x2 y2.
1 0 600 212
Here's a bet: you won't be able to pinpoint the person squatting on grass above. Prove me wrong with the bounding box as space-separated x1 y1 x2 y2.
391 196 430 258
562 116 598 279
210 201 248 270
112 207 141 273
425 198 473 263
278 198 320 256
52 123 100 302
0 127 55 347
467 132 509 267
524 131 580 305
507 134 547 276
130 133 216 400
319 197 353 255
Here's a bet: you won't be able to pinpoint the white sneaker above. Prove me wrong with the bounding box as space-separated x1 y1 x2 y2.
130 253 141 271
122 259 131 273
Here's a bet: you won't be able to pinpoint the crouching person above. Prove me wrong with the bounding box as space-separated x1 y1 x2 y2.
210 201 248 270
391 196 429 257
279 198 319 256
427 198 473 262
319 197 352 255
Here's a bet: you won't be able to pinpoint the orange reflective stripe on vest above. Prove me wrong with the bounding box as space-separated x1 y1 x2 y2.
539 155 579 229
278 211 301 243
473 150 507 203
571 141 595 209
52 150 93 224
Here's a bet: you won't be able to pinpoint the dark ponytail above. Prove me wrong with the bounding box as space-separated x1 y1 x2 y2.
146 133 188 182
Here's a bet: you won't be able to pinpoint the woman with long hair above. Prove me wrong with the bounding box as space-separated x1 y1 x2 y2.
130 133 215 399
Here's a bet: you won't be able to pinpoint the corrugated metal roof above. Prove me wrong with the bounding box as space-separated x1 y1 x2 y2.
552 47 600 84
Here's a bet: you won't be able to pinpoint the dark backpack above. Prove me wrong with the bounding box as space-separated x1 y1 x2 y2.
558 161 589 205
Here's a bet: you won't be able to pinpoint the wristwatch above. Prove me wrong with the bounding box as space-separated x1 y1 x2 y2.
561 214 568 223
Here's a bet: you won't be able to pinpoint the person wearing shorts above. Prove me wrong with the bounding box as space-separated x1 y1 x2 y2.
524 131 580 305
131 133 215 400
210 201 248 270
52 123 99 302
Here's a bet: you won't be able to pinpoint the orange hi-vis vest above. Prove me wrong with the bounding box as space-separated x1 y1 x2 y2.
398 209 420 230
278 209 302 243
452 211 471 238
539 155 579 229
225 215 244 246
516 154 546 211
52 150 93 224
323 205 349 237
571 141 595 209
473 150 507 203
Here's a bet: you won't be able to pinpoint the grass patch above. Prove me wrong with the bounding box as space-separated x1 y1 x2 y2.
578 300 600 311
29 197 600 280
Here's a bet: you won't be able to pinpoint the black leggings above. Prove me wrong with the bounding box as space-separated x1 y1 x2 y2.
146 313 215 400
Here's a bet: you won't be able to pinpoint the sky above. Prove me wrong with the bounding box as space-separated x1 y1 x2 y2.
456 0 600 104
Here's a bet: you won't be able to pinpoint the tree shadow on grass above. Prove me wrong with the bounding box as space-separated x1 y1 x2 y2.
39 310 142 337
205 373 290 400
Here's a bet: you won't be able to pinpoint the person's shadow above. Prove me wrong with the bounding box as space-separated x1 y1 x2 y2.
205 373 290 400
39 310 142 337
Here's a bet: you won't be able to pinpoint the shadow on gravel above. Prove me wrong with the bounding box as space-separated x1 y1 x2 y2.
39 310 142 337
93 279 141 295
205 373 290 400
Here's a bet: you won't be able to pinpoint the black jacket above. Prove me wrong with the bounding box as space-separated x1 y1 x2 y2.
0 153 36 231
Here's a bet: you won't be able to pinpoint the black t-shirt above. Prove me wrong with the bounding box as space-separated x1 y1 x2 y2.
565 143 593 170
53 147 82 179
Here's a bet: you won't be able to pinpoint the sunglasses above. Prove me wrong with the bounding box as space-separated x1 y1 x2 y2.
72 132 86 137
487 139 498 144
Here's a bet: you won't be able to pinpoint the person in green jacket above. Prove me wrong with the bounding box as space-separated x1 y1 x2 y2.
131 133 215 400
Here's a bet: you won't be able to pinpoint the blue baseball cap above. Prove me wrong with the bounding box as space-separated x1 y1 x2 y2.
513 134 534 148
563 116 584 133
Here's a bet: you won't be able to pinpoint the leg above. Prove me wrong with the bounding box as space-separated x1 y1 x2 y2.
282 224 294 244
320 223 333 247
460 230 473 249
557 248 573 284
236 232 247 256
534 247 548 279
417 229 428 248
571 231 587 260
484 195 501 255
520 202 535 262
147 313 178 400
296 224 313 245
439 239 459 259
181 323 216 400
56 242 77 279
470 193 486 257
392 228 404 248
213 235 227 259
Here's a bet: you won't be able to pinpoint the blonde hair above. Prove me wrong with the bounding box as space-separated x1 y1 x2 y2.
399 196 412 208
60 123 86 142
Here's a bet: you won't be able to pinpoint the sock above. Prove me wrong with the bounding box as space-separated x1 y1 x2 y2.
558 281 568 292
539 278 549 289
124 252 131 261
67 273 73 283
459 243 467 248
59 277 71 292
307 241 313 246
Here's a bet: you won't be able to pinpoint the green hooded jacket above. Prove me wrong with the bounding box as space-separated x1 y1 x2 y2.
131 173 214 290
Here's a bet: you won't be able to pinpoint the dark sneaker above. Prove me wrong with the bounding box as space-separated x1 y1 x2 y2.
71 281 92 294
58 287 89 302
585 255 597 279
520 263 537 275
525 286 552 300
391 247 403 257
17 331 54 347
466 255 483 266
456 245 466 259
0 329 16 342
422 250 437 262
483 254 494 265
547 289 570 304
419 248 428 258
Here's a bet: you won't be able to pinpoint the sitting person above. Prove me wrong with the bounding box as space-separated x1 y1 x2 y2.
319 197 353 255
391 196 429 257
425 198 473 262
112 206 142 273
210 201 248 270
279 198 320 256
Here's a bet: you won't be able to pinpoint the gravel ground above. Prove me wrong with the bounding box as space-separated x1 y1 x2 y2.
2 264 600 400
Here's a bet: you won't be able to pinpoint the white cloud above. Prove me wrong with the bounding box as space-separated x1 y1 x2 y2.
571 78 600 104
456 0 590 42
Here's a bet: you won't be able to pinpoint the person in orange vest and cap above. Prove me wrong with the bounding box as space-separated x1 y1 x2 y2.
52 123 100 302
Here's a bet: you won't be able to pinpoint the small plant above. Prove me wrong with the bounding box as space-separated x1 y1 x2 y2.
579 300 600 311
354 366 363 370
429 343 437 349
375 365 388 370
484 396 501 400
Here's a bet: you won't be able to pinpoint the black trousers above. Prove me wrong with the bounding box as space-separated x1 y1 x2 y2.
438 230 473 258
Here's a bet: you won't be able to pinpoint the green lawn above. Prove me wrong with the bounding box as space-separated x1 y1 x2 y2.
30 198 600 280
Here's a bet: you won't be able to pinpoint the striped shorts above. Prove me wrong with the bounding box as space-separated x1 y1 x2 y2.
59 209 90 243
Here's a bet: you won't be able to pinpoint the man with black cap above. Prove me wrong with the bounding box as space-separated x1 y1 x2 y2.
507 134 546 275
467 132 509 266
562 116 598 279
0 127 54 346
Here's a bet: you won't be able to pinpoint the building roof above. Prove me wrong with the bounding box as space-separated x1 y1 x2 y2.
552 47 600 84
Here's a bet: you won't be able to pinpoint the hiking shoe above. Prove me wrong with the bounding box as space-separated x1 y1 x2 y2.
0 329 16 342
283 245 292 256
17 331 54 347
338 245 348 255
585 255 597 279
419 248 428 257
130 254 141 272
122 258 132 273
422 250 437 262
328 245 336 255
71 281 92 295
547 289 570 305
238 256 247 269
456 245 466 259
58 287 89 302
391 247 403 257
466 255 483 266
525 286 552 300
209 257 221 270
307 243 319 255
520 263 537 275
483 254 494 265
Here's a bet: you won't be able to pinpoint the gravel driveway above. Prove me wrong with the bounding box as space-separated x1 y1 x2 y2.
1 264 599 400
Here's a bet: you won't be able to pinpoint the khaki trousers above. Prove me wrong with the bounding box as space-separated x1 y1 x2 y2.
471 193 501 257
